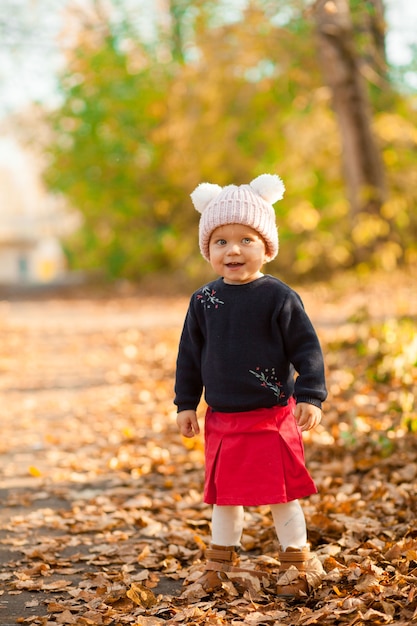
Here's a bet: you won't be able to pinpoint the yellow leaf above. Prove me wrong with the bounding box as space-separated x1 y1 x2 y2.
126 583 157 608
28 466 42 477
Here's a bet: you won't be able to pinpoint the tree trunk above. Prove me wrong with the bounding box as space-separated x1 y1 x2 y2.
313 0 387 260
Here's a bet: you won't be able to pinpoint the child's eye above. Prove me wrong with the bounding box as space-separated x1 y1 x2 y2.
216 239 227 245
242 237 252 244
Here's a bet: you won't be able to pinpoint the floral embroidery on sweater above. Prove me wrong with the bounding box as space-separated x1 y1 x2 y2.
249 366 286 401
197 286 224 309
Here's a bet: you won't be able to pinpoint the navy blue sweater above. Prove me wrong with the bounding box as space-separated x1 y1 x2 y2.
174 275 327 413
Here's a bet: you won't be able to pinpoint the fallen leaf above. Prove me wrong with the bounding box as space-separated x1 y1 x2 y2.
56 609 78 624
126 583 157 608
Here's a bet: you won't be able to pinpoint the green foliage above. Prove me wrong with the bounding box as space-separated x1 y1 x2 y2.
46 31 179 278
43 0 417 283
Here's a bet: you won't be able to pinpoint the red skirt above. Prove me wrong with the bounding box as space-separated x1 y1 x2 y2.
204 399 317 506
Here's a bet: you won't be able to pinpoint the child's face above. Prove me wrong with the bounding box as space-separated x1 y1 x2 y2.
208 223 267 285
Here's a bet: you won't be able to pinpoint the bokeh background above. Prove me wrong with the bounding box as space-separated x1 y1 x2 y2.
0 0 416 290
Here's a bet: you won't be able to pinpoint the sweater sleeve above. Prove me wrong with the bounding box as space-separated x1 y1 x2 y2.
279 291 327 408
174 300 204 412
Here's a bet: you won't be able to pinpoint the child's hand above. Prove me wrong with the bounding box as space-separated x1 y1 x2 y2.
293 402 322 432
177 410 200 438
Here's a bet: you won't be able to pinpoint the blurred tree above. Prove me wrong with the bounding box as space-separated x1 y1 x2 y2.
313 0 417 271
44 2 179 278
313 0 387 263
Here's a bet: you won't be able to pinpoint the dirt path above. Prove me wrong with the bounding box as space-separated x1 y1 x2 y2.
0 295 187 487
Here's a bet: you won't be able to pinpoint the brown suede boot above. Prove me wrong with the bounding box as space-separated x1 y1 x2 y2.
276 547 324 597
197 544 239 592
196 544 269 592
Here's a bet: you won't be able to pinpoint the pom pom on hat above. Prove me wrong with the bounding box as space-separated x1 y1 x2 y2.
191 183 223 214
250 173 285 204
191 173 285 263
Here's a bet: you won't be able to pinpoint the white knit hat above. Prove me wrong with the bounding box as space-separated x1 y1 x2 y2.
190 173 285 262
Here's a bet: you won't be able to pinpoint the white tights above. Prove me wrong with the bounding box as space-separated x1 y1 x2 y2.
211 500 307 550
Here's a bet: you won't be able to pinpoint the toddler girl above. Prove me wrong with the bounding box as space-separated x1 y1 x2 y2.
174 174 327 596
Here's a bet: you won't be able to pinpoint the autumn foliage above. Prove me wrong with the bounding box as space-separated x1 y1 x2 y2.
42 1 417 284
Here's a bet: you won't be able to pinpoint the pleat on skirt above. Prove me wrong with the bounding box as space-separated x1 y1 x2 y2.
204 399 317 506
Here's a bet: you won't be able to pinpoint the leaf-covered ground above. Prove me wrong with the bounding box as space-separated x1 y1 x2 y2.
0 272 416 626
